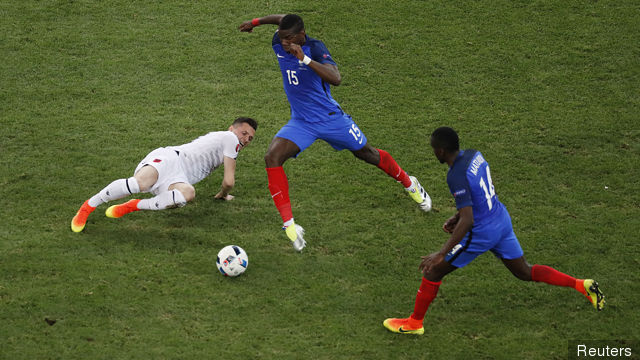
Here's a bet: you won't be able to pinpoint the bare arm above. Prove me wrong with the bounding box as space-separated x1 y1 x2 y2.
214 156 236 201
419 206 474 274
436 206 474 256
239 15 342 86
288 43 342 86
238 14 286 32
442 212 460 233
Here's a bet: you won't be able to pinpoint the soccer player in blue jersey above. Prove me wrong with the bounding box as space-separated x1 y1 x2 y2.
239 14 431 251
383 127 605 335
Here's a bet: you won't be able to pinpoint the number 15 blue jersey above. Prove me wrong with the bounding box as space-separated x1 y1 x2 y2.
272 32 343 123
447 150 505 226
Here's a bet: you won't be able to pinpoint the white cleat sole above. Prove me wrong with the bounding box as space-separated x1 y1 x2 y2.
292 225 306 252
408 176 432 212
419 195 432 212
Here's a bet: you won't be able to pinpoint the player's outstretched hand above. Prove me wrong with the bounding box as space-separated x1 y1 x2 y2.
238 20 254 32
214 192 234 201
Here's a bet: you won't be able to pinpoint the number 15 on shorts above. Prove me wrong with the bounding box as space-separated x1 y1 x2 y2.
349 124 364 145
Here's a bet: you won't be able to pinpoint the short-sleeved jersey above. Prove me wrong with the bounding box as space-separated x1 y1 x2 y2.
272 32 342 122
169 131 239 185
447 149 504 226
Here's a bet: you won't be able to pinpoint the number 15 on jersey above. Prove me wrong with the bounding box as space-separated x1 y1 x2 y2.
348 124 364 145
286 70 299 85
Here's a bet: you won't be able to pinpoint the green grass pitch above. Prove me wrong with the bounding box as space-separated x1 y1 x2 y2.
1 1 639 359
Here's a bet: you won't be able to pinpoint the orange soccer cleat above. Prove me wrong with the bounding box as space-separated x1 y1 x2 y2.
105 199 141 218
383 317 425 335
71 200 97 232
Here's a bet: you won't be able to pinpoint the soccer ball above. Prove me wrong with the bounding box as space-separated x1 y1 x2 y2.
216 245 248 277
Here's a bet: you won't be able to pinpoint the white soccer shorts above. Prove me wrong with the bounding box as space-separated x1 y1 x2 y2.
134 147 189 195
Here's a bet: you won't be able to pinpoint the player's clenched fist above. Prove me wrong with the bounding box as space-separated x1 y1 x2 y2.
238 20 255 32
286 43 304 60
442 213 459 233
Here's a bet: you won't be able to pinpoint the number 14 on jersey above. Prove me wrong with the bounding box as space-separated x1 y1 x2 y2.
479 166 496 210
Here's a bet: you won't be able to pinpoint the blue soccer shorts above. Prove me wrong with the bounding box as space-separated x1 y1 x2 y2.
445 208 524 268
275 113 368 155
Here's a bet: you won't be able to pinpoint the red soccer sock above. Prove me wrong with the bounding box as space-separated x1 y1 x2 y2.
266 166 293 224
410 277 442 322
531 264 587 295
376 149 412 188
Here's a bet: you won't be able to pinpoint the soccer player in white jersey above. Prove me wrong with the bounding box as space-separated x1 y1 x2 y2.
71 117 257 232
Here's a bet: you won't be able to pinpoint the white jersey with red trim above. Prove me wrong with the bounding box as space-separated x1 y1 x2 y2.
170 131 240 185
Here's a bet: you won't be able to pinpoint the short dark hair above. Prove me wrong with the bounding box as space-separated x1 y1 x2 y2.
279 14 304 33
233 117 258 131
431 127 459 153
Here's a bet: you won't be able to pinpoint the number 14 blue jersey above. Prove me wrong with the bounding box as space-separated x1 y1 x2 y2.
272 32 343 122
447 150 505 225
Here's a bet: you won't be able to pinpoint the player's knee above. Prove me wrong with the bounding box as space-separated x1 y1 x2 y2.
180 186 196 202
422 261 449 282
352 146 378 165
134 165 159 192
170 183 195 203
423 269 445 282
264 151 283 167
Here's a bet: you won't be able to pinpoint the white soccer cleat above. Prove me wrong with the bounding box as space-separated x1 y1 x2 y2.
285 223 306 252
406 176 432 212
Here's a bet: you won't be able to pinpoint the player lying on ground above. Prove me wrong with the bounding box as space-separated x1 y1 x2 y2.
71 117 257 232
239 14 431 252
383 126 605 335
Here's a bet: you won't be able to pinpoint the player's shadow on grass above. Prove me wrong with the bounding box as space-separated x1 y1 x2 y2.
97 207 232 251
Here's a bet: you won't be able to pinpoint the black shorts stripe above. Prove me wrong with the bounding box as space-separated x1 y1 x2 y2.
172 191 176 206
447 230 473 264
125 178 132 194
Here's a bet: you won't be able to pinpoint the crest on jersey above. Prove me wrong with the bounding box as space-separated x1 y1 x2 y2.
453 189 466 197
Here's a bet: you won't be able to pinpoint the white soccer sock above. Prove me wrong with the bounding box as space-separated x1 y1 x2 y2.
137 189 187 210
88 177 141 207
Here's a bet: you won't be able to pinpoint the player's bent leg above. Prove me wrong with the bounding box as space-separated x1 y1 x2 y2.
87 177 142 209
506 257 605 311
136 189 189 211
106 187 189 219
265 137 307 250
75 176 142 232
355 145 431 211
501 256 533 281
384 257 455 335
267 167 293 223
134 165 160 192
351 144 380 165
264 137 300 168
168 182 195 202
